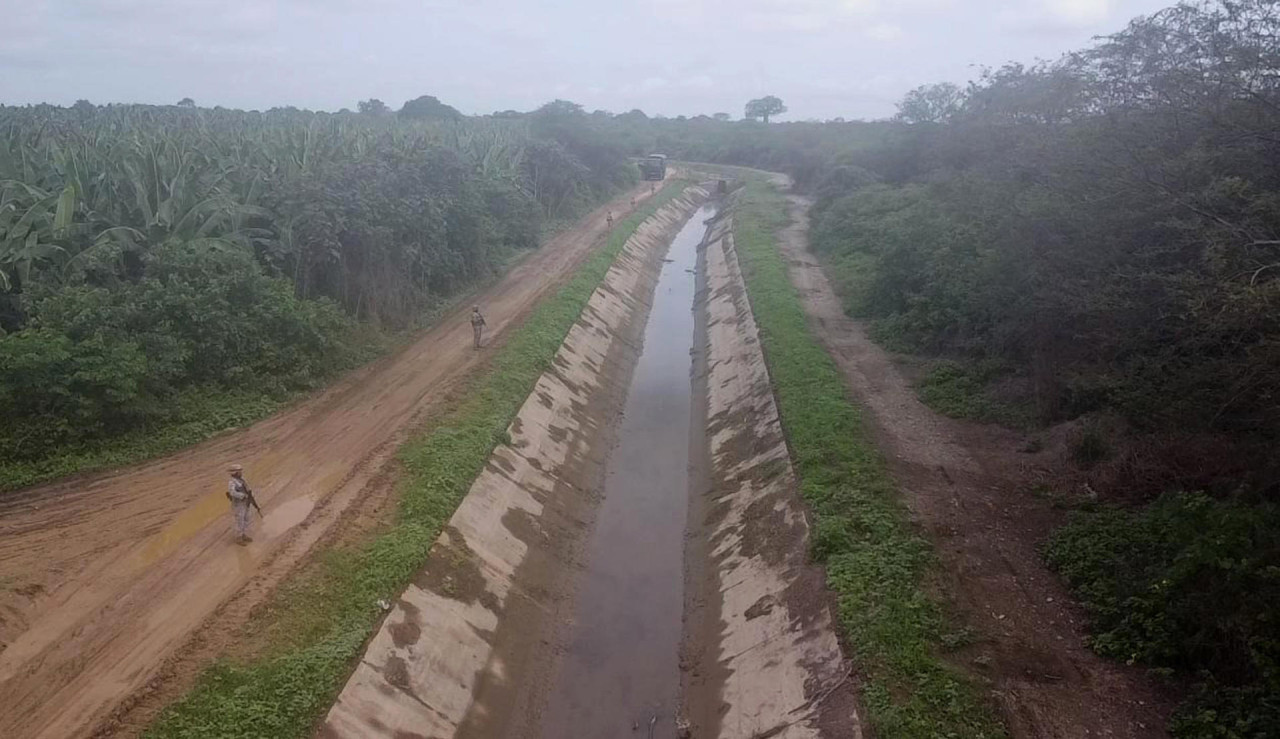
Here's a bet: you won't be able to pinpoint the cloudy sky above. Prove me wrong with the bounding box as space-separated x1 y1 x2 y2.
3 0 1176 120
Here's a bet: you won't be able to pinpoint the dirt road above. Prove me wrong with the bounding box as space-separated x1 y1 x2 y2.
774 187 1173 737
0 182 659 739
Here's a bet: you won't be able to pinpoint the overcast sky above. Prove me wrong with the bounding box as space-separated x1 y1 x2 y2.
3 0 1176 120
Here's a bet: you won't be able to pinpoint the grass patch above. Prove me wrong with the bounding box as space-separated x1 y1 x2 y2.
916 359 1030 427
1044 493 1280 737
730 180 1006 737
0 388 296 494
144 182 689 739
1068 422 1112 468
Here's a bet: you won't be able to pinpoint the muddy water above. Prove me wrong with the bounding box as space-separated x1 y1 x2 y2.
538 205 714 738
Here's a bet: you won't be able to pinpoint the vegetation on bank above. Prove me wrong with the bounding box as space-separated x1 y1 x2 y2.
731 179 1005 737
144 182 687 739
914 360 1030 428
647 4 1280 732
7 0 1276 733
0 101 634 491
1045 494 1280 736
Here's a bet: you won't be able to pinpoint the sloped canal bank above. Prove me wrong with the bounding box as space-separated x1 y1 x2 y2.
321 184 858 738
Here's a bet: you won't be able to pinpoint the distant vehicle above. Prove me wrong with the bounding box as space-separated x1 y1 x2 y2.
638 154 667 181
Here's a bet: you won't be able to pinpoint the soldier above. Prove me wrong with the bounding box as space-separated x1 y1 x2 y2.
607 211 614 229
226 463 254 543
470 306 487 349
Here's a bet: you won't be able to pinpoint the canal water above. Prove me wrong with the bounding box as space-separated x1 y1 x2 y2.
537 205 715 738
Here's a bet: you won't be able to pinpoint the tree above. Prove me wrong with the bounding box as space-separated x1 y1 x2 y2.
357 98 389 116
534 99 586 118
894 82 964 124
177 97 195 108
71 99 94 115
744 95 786 123
398 94 462 120
713 112 731 121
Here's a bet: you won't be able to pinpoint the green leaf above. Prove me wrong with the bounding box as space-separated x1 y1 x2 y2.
53 183 76 236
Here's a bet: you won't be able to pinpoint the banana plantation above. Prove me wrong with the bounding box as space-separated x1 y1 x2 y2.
0 103 633 471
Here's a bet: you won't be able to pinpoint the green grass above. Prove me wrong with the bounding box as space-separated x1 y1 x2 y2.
144 182 689 739
0 388 294 493
730 180 1007 737
1044 493 1280 738
916 359 1031 428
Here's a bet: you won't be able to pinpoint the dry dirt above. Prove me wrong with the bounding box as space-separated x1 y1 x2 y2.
0 182 661 739
774 186 1176 738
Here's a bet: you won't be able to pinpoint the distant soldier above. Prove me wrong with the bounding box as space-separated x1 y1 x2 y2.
226 463 256 544
650 183 656 195
470 306 487 349
607 211 614 229
630 196 636 208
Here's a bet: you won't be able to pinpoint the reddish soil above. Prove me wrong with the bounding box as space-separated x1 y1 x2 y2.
0 182 660 739
774 188 1176 738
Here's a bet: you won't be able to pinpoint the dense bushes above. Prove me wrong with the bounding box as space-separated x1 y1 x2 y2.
792 5 1280 731
0 242 359 459
805 2 1280 449
0 101 633 477
1045 494 1280 736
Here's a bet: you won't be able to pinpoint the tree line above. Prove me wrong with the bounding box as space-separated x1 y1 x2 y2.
0 100 633 467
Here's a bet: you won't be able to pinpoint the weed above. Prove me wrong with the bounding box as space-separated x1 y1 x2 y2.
1044 492 1280 737
916 359 1030 427
1070 423 1111 467
732 180 1005 737
144 183 690 739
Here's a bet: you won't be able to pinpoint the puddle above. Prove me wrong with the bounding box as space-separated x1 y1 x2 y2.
260 495 315 538
538 205 715 738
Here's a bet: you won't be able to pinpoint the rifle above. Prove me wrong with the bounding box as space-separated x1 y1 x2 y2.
244 485 264 517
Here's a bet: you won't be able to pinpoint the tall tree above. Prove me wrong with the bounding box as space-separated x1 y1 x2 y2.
895 82 964 123
744 95 787 123
357 98 389 116
398 95 462 120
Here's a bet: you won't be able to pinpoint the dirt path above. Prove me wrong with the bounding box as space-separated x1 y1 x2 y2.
774 188 1174 738
0 182 660 739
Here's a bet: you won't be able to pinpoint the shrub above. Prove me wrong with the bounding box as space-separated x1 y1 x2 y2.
1070 423 1112 467
0 241 361 460
1044 493 1280 737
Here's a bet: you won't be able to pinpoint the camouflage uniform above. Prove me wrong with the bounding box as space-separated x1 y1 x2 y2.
227 468 252 541
470 308 486 349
